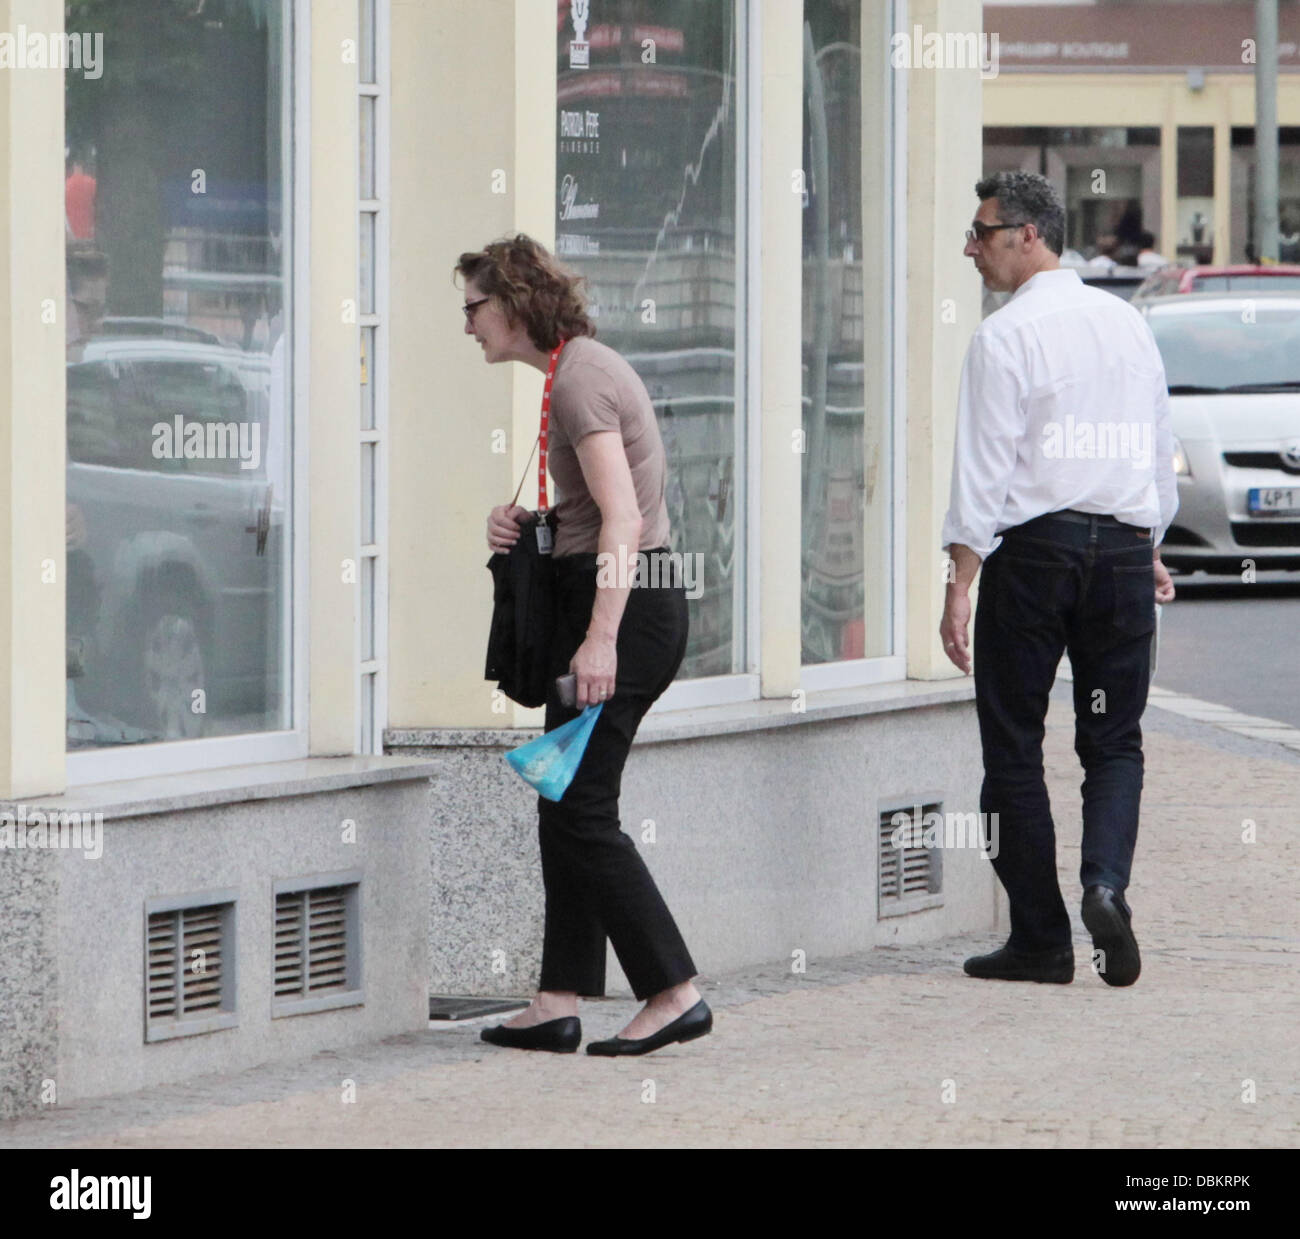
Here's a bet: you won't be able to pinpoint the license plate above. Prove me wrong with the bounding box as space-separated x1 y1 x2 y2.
1248 487 1300 514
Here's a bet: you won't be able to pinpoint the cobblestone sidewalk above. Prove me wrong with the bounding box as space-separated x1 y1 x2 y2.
3 693 1297 1149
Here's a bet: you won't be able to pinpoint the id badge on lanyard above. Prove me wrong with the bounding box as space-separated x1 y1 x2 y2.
505 339 567 557
535 517 553 555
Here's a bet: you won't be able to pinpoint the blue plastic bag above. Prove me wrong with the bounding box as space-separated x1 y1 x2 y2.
504 704 604 802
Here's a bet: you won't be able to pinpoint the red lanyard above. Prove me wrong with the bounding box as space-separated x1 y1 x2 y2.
537 338 567 515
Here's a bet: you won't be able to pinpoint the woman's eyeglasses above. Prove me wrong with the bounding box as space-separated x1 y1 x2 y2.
462 296 490 322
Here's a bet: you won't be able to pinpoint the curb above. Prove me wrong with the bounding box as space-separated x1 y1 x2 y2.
1058 657 1300 754
1143 685 1300 752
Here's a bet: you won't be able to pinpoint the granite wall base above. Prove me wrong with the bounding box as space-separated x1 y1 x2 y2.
1 778 430 1115
0 847 58 1119
404 700 996 999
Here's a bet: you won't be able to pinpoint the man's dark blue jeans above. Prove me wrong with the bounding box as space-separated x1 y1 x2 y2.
974 510 1156 953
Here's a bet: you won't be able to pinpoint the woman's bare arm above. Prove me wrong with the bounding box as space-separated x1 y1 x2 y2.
570 429 642 705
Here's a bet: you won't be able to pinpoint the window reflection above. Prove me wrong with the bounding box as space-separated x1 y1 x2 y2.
556 0 742 679
801 0 891 664
64 0 291 749
1231 127 1300 263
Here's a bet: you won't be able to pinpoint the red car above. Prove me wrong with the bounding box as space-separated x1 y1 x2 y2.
1133 263 1300 302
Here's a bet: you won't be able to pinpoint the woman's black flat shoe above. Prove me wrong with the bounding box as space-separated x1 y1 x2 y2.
586 999 712 1057
479 1016 581 1053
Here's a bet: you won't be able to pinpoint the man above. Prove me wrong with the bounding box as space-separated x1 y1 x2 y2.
1279 210 1300 264
1085 233 1119 272
66 248 107 363
65 155 97 241
941 171 1178 987
1135 230 1169 269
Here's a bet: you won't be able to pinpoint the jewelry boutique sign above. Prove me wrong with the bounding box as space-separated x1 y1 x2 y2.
985 2 1300 70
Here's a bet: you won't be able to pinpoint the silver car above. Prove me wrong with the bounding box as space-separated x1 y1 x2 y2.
1141 292 1300 574
67 334 286 744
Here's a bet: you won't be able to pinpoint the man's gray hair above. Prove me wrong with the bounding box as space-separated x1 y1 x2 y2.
975 171 1065 256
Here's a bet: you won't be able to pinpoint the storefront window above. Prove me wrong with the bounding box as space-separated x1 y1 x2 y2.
801 0 892 665
1230 127 1300 263
65 0 292 749
555 0 742 679
984 127 1163 265
1176 126 1215 266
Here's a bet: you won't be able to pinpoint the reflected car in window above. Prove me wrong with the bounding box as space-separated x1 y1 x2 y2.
1133 263 1300 304
1141 293 1300 574
1079 265 1148 301
67 335 286 745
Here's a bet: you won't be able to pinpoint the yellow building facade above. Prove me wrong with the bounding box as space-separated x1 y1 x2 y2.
984 2 1300 265
0 0 1003 1115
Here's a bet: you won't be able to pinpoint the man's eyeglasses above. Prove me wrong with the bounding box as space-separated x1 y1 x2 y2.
965 221 1023 244
462 296 490 322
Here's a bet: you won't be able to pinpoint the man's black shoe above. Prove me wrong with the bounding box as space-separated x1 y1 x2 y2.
1082 884 1141 987
963 944 1074 983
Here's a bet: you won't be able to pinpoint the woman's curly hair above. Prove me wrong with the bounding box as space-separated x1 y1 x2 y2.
454 234 595 350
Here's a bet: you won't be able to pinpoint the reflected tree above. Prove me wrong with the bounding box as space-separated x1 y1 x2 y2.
65 0 273 318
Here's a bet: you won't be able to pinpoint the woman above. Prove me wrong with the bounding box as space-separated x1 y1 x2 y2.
456 235 710 1056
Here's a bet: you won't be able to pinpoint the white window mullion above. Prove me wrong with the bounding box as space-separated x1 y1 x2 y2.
357 0 389 754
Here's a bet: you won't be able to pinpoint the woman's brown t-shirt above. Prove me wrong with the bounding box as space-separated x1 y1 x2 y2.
546 335 672 557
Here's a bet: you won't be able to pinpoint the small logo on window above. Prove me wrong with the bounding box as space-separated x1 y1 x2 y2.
569 0 590 70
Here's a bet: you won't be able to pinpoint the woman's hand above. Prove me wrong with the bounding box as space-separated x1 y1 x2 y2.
571 631 617 707
487 504 530 553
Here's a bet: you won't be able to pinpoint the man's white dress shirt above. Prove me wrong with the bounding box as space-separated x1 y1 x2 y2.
942 267 1179 559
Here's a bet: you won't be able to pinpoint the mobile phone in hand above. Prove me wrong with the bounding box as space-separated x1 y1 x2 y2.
556 673 577 708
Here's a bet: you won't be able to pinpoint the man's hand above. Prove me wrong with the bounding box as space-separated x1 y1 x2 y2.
487 504 529 553
940 543 982 674
1154 550 1175 603
940 590 973 674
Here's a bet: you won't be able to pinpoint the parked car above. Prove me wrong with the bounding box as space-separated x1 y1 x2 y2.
96 315 224 345
1056 251 1150 302
1133 263 1300 304
67 334 286 744
1080 265 1148 301
982 262 1149 318
1140 292 1300 574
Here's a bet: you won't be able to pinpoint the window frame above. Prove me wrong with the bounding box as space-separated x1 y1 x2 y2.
654 0 756 713
651 0 910 712
798 0 907 693
66 0 310 785
357 0 390 755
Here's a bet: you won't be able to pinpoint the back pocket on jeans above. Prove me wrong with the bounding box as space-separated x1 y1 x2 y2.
1110 562 1155 637
992 554 1072 633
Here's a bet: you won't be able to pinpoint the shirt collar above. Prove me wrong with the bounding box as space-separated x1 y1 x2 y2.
1009 266 1082 301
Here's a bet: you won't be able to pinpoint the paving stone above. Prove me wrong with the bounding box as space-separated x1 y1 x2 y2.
0 697 1296 1148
